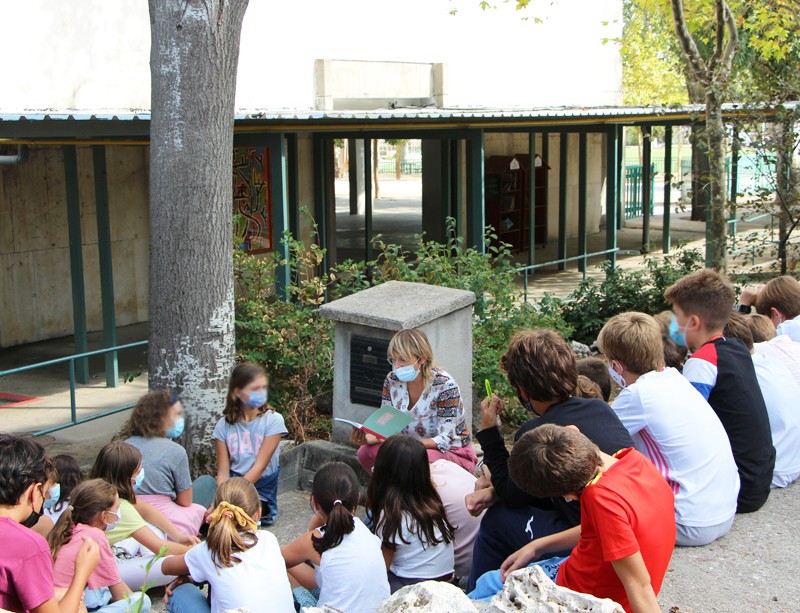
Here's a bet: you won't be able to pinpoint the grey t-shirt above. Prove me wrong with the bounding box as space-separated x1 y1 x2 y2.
212 410 287 479
125 436 192 499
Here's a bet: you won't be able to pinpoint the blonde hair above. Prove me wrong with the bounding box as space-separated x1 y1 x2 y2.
387 329 436 389
597 312 665 375
48 479 117 560
574 375 604 400
754 276 800 320
206 477 261 569
747 314 777 343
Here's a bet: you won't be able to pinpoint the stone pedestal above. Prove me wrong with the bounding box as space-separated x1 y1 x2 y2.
319 281 475 444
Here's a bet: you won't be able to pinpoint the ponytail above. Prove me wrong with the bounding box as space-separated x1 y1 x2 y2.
310 462 360 555
206 479 260 569
47 478 117 560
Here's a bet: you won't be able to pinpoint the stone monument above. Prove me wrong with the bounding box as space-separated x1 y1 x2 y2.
319 281 475 444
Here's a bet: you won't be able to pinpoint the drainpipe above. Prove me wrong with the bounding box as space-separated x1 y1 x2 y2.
0 145 28 165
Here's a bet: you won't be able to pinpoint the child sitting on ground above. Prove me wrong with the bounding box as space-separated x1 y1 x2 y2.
0 433 99 613
367 435 455 593
44 455 83 527
665 269 775 513
282 462 390 611
576 357 612 402
49 479 151 612
724 312 800 489
470 424 676 613
597 312 739 545
161 477 294 613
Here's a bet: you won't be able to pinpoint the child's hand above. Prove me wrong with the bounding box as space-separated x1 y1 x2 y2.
164 576 192 605
75 536 100 575
174 531 201 546
740 284 764 306
500 540 539 582
349 427 367 446
465 485 497 516
480 394 505 431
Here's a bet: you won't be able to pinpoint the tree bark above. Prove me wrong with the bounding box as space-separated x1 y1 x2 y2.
704 91 728 269
148 0 248 476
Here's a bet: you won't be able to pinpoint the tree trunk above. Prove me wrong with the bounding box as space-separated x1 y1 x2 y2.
703 91 728 270
395 143 402 180
686 78 710 222
148 0 248 476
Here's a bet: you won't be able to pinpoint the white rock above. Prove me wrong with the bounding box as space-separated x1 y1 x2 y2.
483 566 624 613
300 607 346 613
377 580 478 613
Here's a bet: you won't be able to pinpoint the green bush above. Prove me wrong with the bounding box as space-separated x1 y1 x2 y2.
560 247 705 345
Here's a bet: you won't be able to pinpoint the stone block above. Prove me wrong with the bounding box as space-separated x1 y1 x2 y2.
377 581 478 613
483 566 624 613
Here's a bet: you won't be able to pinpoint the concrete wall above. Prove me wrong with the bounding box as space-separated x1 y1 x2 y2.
0 145 149 347
484 133 607 241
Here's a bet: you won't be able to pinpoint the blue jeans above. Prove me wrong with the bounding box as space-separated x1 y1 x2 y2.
85 587 151 612
467 556 569 601
231 468 279 521
166 584 210 613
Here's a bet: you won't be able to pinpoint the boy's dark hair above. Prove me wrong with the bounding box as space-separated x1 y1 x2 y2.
662 334 688 370
724 311 755 352
747 314 776 344
311 462 360 555
576 357 612 401
224 362 268 425
51 454 83 513
574 375 604 401
754 275 800 320
89 440 141 504
0 433 54 505
664 269 736 331
367 435 453 549
501 329 577 402
509 424 601 498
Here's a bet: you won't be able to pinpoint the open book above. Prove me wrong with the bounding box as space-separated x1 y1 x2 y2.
334 405 414 440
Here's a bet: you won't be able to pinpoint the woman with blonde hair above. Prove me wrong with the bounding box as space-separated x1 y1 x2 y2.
354 328 477 474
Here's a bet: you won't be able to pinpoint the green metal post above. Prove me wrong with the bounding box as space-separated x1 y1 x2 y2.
466 130 485 253
729 128 740 238
364 138 373 261
616 126 624 230
558 133 568 271
663 126 673 253
63 145 89 384
606 128 618 268
641 125 652 253
91 145 118 388
578 132 587 273
313 135 329 272
267 134 290 299
528 132 537 267
287 133 300 240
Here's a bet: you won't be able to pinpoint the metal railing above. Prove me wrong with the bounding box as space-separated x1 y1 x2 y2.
0 340 148 436
512 248 620 303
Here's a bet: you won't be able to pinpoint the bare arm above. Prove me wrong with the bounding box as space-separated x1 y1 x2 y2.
500 525 581 581
174 488 193 507
243 434 282 483
381 544 395 570
215 439 231 485
131 525 189 556
39 537 100 613
280 530 321 568
108 580 135 602
611 552 661 613
160 554 190 577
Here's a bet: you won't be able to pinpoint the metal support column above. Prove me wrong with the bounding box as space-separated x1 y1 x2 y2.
364 138 373 261
558 133 568 271
578 132 588 272
528 132 537 266
286 133 300 240
91 145 118 387
663 126 673 253
450 140 463 239
312 135 329 272
63 145 89 383
605 128 618 268
642 125 652 253
729 128 740 238
616 126 624 230
466 130 485 253
266 134 290 298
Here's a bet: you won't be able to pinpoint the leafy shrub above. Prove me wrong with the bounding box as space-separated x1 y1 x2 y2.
561 247 705 345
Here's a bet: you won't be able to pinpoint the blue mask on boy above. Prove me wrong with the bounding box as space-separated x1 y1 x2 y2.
43 483 61 510
669 315 688 347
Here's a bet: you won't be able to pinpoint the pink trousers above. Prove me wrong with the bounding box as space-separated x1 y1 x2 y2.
357 440 478 475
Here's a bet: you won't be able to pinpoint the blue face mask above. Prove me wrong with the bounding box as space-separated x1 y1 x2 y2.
243 389 267 408
132 468 146 491
43 483 61 510
669 315 688 347
394 364 420 383
166 417 185 439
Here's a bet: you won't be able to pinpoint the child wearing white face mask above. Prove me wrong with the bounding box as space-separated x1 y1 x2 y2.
49 479 152 612
214 362 288 526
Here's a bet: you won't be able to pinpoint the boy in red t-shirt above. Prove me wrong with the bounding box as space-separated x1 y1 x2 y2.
0 433 99 613
503 424 675 613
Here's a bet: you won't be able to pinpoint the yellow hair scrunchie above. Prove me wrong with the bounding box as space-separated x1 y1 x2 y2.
207 501 258 532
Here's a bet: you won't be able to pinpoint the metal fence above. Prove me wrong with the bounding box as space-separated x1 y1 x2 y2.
624 164 656 219
376 160 423 175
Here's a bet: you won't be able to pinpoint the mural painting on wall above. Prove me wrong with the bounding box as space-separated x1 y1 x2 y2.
233 146 272 253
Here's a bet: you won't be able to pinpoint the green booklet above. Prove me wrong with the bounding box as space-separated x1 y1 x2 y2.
334 405 414 440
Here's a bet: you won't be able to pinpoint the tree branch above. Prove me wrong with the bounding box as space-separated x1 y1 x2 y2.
708 0 726 73
716 1 740 83
670 0 708 85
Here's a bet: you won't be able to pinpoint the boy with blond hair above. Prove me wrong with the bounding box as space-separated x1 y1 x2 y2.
665 269 774 513
597 312 739 545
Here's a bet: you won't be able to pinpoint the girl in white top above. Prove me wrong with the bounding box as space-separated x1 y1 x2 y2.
282 462 390 612
161 477 294 613
367 435 455 593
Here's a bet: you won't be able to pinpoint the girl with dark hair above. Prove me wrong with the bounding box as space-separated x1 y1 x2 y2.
49 479 151 612
44 455 83 525
161 477 294 613
214 362 288 526
89 441 192 588
281 462 390 611
367 435 455 593
122 391 214 537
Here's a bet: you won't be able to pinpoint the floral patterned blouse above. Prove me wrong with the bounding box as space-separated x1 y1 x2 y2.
382 367 472 452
